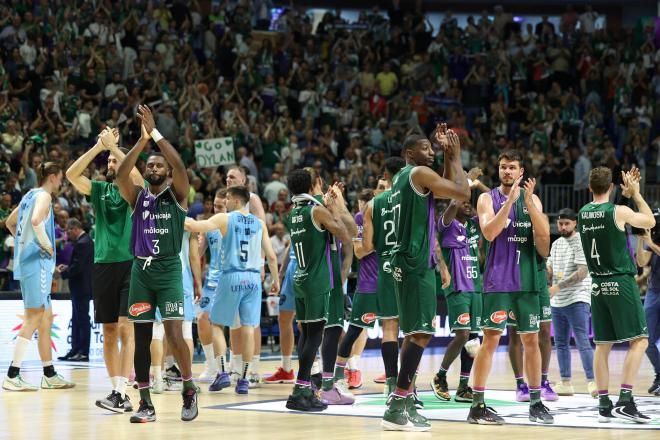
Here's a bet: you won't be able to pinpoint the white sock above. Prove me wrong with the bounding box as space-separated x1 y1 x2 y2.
115 377 128 398
311 359 321 375
282 355 292 372
11 336 30 368
216 355 226 373
150 365 162 383
164 355 175 369
233 354 243 373
242 361 251 379
42 360 53 367
110 376 120 389
348 355 360 371
202 344 215 369
250 355 260 374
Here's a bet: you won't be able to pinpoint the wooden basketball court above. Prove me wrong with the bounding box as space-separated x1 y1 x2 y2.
1 348 658 440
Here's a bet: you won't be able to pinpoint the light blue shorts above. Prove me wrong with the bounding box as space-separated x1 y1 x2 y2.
183 291 194 322
279 260 297 312
210 271 262 327
18 257 54 310
195 284 217 316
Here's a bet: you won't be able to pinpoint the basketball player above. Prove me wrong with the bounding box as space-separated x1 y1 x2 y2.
332 189 377 397
67 128 144 411
381 125 470 432
225 166 266 387
3 162 76 391
578 166 654 423
360 157 406 395
198 189 229 386
285 169 354 411
184 186 279 395
431 198 483 403
115 104 197 423
468 150 552 425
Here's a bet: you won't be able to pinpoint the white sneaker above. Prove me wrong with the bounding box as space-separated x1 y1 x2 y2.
553 382 574 396
587 381 598 398
336 378 353 396
198 365 218 383
248 372 261 389
3 375 38 391
151 378 164 394
230 371 241 385
41 374 75 389
164 377 182 391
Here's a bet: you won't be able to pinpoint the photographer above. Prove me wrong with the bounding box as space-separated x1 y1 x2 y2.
636 216 660 395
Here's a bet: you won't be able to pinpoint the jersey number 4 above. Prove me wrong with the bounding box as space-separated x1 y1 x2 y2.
590 239 601 266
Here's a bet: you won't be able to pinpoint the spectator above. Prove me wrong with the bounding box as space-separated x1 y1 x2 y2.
636 228 660 395
269 221 290 266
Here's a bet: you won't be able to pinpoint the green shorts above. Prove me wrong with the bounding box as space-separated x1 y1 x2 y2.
325 283 345 328
435 271 447 298
376 259 398 320
591 275 648 344
394 269 436 336
128 256 184 322
539 285 552 322
349 292 378 329
294 290 330 323
446 291 482 332
482 291 540 333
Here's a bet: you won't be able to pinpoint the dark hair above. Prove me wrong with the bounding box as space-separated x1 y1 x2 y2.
37 162 62 185
287 169 312 196
589 167 612 195
226 185 250 205
497 149 523 166
402 134 427 152
215 188 228 198
358 189 374 202
227 164 248 177
66 218 82 230
385 156 406 177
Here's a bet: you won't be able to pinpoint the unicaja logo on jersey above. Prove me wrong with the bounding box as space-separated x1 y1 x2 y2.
129 303 152 317
456 313 470 326
490 310 507 324
361 313 377 324
591 283 600 296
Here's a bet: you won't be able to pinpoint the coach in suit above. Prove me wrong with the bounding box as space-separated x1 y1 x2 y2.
57 218 94 361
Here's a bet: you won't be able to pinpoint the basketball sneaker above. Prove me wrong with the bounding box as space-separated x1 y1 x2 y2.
412 388 424 409
321 385 354 405
648 374 660 395
405 394 429 426
209 372 231 392
612 398 651 424
285 390 327 412
198 365 218 383
553 382 574 396
373 373 386 384
165 365 182 381
164 377 182 391
130 400 156 423
122 395 133 412
516 383 530 402
248 372 261 389
41 374 76 389
3 375 38 391
151 378 164 394
467 403 505 425
235 378 249 395
587 381 598 398
541 380 558 401
598 399 616 423
96 391 125 413
529 401 554 424
310 372 322 391
454 385 474 403
345 369 362 389
430 375 450 401
264 367 295 384
383 377 396 397
335 378 352 396
181 387 199 421
381 395 430 432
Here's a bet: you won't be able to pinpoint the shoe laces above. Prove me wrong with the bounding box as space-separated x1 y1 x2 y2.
183 389 196 409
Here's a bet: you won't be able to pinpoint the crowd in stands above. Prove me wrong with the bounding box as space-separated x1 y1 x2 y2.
0 0 659 285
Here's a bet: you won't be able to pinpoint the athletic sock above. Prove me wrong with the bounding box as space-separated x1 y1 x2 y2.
322 373 334 391
165 355 175 370
293 380 310 396
529 386 541 404
542 371 548 383
10 336 30 373
395 341 424 391
334 361 347 381
598 390 610 409
459 372 470 387
115 377 128 398
150 365 162 384
515 375 525 386
43 361 56 378
111 376 120 389
472 387 485 407
348 355 360 371
436 366 448 378
183 375 195 391
251 355 260 374
202 344 215 368
242 362 250 380
619 384 633 403
282 355 292 372
138 384 153 406
381 341 399 379
233 354 243 373
216 355 226 373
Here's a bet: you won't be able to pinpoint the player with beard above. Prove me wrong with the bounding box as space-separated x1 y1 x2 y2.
468 150 552 425
66 127 144 412
116 105 198 423
381 125 470 432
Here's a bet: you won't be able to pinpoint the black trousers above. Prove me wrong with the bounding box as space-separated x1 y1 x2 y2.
70 292 91 356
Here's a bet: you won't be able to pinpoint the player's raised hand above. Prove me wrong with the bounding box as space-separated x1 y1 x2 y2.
509 175 523 203
620 166 640 198
522 177 537 206
137 104 156 134
432 122 449 150
98 127 115 149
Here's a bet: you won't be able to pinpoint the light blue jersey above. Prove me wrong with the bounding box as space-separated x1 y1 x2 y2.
205 229 223 288
180 230 194 296
221 211 263 273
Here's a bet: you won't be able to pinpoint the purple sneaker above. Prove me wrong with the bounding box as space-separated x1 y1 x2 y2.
320 386 355 405
516 383 530 402
209 372 231 392
235 378 249 395
541 380 558 401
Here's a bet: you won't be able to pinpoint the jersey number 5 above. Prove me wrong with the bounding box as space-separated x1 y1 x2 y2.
240 240 248 262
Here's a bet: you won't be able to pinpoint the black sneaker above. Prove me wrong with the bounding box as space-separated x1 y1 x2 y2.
529 401 554 424
308 391 328 411
598 399 615 423
648 375 660 395
181 387 199 421
412 388 424 409
310 373 322 391
612 399 651 424
122 395 133 413
467 403 505 425
129 400 156 423
286 393 312 411
166 365 182 381
95 391 124 414
454 385 474 403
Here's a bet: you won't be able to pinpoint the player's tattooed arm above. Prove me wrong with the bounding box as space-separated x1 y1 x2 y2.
326 183 358 238
5 206 18 236
117 113 151 208
549 265 588 297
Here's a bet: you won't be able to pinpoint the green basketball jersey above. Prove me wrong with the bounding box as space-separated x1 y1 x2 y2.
390 164 436 274
578 202 637 277
288 203 331 297
372 189 396 259
131 187 187 258
90 181 134 263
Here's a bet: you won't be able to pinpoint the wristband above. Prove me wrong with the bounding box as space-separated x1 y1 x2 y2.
150 128 163 142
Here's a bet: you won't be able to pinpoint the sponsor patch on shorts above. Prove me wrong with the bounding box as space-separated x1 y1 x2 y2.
129 302 152 317
490 310 507 324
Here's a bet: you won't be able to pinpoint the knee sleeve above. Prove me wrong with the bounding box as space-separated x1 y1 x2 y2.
152 322 165 340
